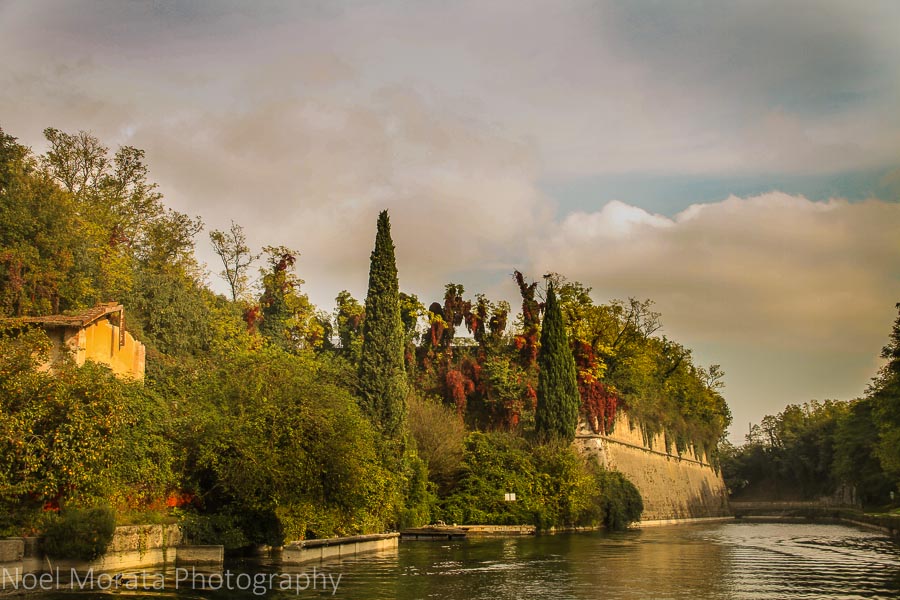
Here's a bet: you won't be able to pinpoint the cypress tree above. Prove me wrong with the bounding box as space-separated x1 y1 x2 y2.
536 282 580 443
358 210 408 441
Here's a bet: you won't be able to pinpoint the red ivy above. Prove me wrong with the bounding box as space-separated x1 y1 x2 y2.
445 369 467 416
573 341 619 434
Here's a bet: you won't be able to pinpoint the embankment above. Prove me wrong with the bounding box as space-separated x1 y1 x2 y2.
0 524 232 585
576 413 730 521
730 501 900 538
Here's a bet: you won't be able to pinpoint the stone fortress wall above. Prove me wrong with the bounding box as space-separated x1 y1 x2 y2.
576 412 730 521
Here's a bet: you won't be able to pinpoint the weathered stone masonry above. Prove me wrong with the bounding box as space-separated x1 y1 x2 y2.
576 413 730 521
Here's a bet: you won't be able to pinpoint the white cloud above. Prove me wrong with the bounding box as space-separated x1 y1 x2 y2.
558 201 673 241
537 193 900 347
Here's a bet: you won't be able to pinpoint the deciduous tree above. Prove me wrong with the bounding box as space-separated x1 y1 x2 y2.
210 221 257 302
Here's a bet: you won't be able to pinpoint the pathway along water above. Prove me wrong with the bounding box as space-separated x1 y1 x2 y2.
19 521 900 599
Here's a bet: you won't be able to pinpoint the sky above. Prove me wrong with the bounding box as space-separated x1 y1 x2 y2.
1 0 899 441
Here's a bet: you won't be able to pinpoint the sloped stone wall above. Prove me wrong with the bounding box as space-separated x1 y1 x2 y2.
576 413 730 521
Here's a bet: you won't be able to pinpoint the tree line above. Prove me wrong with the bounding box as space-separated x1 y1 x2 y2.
720 305 900 507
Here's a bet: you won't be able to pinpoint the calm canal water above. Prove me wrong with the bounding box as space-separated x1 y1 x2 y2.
28 522 900 599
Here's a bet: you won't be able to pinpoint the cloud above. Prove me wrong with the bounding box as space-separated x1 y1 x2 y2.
536 193 899 347
123 84 547 308
3 0 900 181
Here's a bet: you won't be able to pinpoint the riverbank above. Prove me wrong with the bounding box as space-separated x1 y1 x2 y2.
730 502 900 539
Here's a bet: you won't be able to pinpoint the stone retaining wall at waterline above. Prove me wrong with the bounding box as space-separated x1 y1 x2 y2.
576 413 731 521
0 524 192 585
0 525 399 586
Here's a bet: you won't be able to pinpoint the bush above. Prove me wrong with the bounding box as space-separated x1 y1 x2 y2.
399 453 435 529
177 346 402 544
441 432 640 530
595 470 643 530
0 504 54 538
179 511 249 550
440 432 539 526
43 507 116 560
408 393 466 494
0 330 178 511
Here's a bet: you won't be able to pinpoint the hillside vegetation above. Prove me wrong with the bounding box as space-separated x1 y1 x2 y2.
0 126 731 541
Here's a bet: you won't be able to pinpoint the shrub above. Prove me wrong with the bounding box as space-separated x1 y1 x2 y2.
595 470 643 530
0 504 54 538
441 432 637 530
179 511 249 550
408 393 466 494
440 432 538 526
43 506 116 561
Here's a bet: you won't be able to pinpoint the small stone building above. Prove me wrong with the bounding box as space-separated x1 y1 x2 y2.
13 302 146 380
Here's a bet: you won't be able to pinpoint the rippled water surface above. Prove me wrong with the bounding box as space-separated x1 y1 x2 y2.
319 522 900 599
27 522 900 599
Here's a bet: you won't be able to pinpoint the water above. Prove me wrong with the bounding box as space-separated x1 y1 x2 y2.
313 522 900 599
21 522 900 599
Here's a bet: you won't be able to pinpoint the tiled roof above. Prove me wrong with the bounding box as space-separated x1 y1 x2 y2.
7 302 124 329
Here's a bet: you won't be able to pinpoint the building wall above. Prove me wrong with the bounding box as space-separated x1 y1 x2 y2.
76 318 145 380
45 319 146 380
576 412 730 521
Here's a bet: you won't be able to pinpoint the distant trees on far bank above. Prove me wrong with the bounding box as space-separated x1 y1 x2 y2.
720 304 900 507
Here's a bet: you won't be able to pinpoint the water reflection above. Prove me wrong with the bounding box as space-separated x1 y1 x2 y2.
324 522 900 600
20 522 900 600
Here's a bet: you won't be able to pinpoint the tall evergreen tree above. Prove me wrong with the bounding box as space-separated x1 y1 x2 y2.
358 210 408 440
536 282 580 442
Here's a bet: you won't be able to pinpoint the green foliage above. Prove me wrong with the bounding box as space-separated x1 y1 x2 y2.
408 393 466 494
174 345 400 544
334 290 365 362
125 268 216 357
721 400 849 501
0 328 176 509
871 303 900 484
441 432 543 526
42 506 116 561
833 398 894 504
721 397 895 506
398 453 434 529
536 283 580 443
722 304 900 506
0 129 93 316
358 210 408 441
399 291 425 345
441 432 641 530
594 470 644 530
178 511 249 550
257 246 323 351
556 283 730 458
